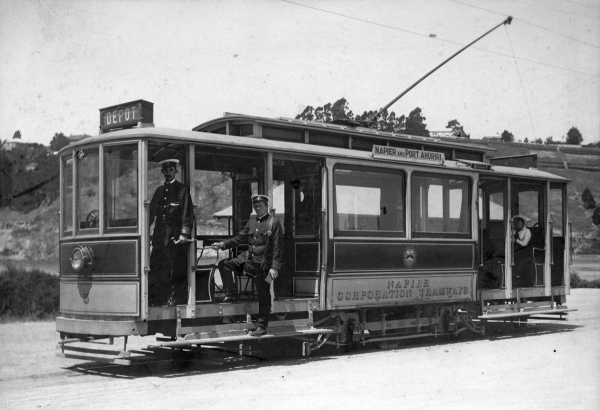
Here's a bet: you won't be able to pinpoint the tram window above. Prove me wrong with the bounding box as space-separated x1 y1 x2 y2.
351 137 387 152
76 148 100 233
61 155 73 236
195 148 264 235
193 169 232 236
333 165 405 237
432 147 453 160
263 126 303 143
455 150 483 162
104 144 138 232
489 192 504 221
512 181 546 252
549 183 564 236
309 132 349 149
231 124 253 136
389 141 422 151
411 172 471 238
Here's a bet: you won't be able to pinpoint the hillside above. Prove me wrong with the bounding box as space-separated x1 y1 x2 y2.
1 140 599 263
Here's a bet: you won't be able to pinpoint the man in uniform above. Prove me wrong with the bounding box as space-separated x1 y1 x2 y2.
213 195 283 336
149 159 194 306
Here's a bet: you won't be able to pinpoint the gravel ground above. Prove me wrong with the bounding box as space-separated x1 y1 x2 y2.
0 289 598 410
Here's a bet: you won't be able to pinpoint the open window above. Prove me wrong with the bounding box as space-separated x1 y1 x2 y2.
511 180 546 287
478 177 507 289
550 182 566 286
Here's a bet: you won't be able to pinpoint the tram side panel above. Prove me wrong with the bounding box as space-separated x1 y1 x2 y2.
57 238 143 336
325 240 476 310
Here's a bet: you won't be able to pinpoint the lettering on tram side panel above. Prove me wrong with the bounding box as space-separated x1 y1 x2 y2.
372 145 445 163
99 99 154 132
331 275 473 307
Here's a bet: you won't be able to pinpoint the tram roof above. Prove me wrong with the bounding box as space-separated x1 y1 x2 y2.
192 113 495 154
61 127 569 182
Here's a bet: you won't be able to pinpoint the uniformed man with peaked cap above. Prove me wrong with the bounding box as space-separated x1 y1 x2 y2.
213 194 283 336
149 158 195 306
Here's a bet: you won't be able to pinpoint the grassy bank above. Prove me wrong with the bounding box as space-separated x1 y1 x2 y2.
0 265 59 323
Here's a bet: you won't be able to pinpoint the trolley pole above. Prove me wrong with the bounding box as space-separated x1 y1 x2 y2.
367 16 513 125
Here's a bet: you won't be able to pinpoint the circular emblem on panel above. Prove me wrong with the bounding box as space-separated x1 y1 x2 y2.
403 246 417 268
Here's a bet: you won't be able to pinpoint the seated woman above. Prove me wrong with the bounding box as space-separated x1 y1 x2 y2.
512 214 533 287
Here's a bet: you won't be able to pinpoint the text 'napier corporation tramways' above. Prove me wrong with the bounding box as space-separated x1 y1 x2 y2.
332 276 472 307
372 145 445 162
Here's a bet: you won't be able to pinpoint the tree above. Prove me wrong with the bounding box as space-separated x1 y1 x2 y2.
296 98 425 134
533 137 543 144
545 136 554 145
49 133 70 151
446 119 470 139
296 98 354 123
404 107 430 137
581 187 597 210
13 130 21 139
524 137 529 143
566 127 583 145
592 207 600 226
500 130 514 142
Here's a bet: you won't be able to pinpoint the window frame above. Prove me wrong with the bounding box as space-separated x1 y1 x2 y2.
410 171 472 239
333 163 406 238
103 142 140 234
75 147 101 236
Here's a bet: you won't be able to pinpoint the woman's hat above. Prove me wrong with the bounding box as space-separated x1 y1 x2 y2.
511 214 530 223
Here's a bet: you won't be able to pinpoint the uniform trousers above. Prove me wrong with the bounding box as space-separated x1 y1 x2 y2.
219 254 272 328
149 242 188 306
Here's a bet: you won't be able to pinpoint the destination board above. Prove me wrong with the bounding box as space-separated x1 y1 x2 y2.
372 145 445 162
99 99 153 132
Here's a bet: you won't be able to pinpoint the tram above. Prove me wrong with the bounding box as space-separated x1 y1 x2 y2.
57 99 574 364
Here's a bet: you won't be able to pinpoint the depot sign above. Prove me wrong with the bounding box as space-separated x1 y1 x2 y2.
99 100 154 132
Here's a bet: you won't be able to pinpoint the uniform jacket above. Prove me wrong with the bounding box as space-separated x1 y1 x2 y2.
149 179 194 250
223 213 283 271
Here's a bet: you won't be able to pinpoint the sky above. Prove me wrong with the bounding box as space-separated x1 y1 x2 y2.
1 0 599 146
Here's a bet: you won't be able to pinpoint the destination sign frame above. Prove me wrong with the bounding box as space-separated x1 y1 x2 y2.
372 145 445 163
99 99 154 132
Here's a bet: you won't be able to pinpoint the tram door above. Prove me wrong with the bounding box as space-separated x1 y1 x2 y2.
272 157 322 298
478 177 508 289
511 180 546 288
549 182 567 286
147 142 190 306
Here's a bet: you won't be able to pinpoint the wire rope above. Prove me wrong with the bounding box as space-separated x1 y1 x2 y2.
505 25 538 140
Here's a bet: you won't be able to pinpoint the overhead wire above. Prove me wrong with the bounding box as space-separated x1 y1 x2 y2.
554 0 600 10
505 25 537 140
447 0 600 50
281 0 599 77
506 0 600 19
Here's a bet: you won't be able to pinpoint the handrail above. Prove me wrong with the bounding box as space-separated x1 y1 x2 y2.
569 221 573 266
549 221 554 266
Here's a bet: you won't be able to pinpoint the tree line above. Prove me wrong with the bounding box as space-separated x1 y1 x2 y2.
296 97 596 147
